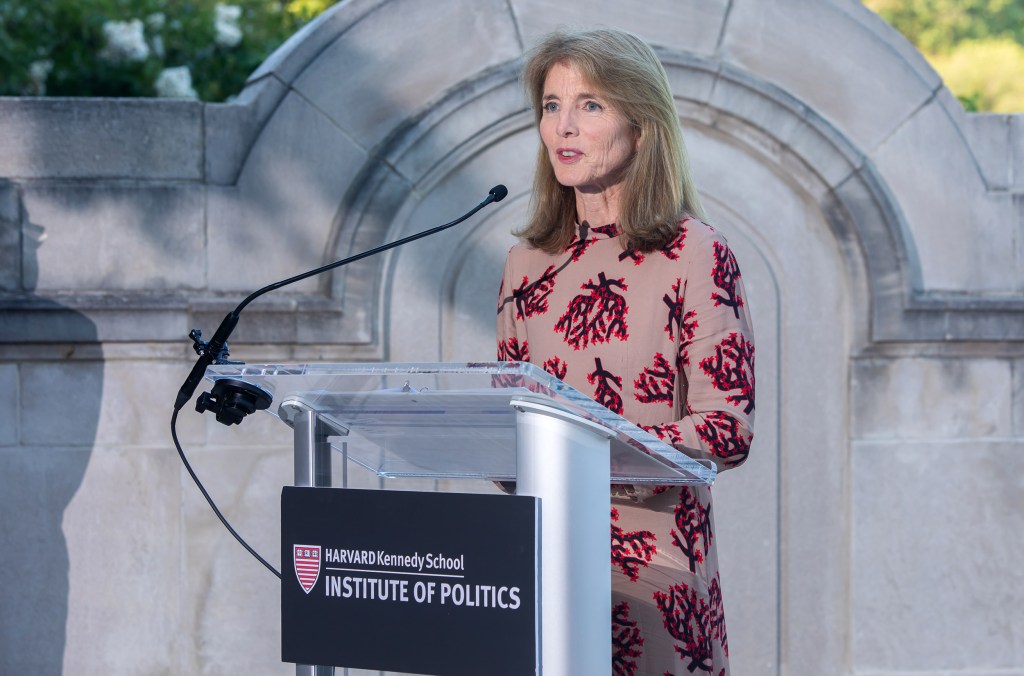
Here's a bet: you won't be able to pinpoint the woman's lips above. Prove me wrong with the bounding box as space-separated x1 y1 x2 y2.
556 148 582 164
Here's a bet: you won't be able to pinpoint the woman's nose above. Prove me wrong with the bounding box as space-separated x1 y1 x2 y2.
556 110 577 137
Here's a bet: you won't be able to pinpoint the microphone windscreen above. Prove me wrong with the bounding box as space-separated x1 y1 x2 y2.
489 184 508 203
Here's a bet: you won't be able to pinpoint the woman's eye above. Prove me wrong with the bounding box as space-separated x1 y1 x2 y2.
543 101 558 113
584 101 602 112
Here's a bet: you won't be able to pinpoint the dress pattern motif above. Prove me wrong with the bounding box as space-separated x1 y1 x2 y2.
497 218 754 675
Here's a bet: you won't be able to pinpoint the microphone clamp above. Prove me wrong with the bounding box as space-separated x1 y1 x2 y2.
195 378 273 426
188 328 240 365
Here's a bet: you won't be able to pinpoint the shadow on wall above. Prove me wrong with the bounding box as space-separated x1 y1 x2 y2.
0 178 101 674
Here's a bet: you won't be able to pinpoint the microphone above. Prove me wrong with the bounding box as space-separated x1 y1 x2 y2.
489 184 508 202
175 184 509 416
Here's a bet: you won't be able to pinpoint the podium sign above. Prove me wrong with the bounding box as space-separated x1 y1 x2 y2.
281 486 539 675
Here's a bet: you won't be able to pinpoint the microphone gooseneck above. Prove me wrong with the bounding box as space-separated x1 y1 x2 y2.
174 184 509 413
171 184 507 579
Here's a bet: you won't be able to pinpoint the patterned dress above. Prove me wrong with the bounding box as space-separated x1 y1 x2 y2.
496 218 754 675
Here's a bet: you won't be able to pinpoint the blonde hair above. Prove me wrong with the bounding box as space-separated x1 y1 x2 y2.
518 28 705 253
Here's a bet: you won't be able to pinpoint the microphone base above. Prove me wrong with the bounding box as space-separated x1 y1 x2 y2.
196 378 273 426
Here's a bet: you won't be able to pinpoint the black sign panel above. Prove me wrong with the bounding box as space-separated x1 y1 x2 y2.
281 486 538 675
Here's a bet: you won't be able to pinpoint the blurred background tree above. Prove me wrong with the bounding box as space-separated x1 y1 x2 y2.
863 0 1024 112
0 0 338 101
2 0 1021 110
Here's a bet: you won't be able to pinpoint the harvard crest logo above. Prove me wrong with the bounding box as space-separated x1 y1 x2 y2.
293 544 321 594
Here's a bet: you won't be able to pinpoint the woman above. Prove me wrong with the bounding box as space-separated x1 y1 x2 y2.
496 28 755 675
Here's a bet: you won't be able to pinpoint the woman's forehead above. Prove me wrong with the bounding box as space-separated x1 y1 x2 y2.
543 60 604 95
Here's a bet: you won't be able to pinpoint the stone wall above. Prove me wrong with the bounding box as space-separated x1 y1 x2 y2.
1 0 1022 674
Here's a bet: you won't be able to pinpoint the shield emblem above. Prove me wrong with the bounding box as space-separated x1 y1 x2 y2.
293 544 321 594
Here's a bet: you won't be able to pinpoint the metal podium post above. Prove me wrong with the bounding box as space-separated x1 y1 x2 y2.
512 399 613 676
292 407 334 676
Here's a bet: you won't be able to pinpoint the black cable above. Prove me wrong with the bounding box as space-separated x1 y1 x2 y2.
171 407 282 579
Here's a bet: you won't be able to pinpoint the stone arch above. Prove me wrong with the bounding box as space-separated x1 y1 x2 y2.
329 52 906 358
221 0 1022 353
192 1 1024 673
322 50 871 672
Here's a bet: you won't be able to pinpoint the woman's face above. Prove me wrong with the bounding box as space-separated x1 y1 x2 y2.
539 61 638 196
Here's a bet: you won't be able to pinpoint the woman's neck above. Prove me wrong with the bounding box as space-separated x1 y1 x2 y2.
574 184 623 228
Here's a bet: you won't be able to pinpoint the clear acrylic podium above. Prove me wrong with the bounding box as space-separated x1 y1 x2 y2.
205 361 717 676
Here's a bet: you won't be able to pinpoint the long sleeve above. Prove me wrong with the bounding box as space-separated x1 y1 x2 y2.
496 248 526 361
651 229 755 472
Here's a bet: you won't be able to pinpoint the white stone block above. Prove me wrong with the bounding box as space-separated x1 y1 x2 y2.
1014 360 1024 438
21 184 205 292
0 181 20 292
510 0 729 57
708 68 803 154
322 164 412 348
0 364 17 445
86 306 186 344
871 93 1019 294
20 361 104 447
0 446 90 675
61 445 182 675
1018 195 1024 294
707 67 863 189
664 54 718 105
441 200 524 361
207 92 367 294
386 77 529 185
291 0 521 152
204 77 289 185
94 360 206 447
720 0 938 154
182 446 290 674
851 440 1024 671
852 358 1012 440
0 99 202 180
386 129 536 363
1012 116 1024 192
828 168 906 342
247 0 385 87
963 113 1013 191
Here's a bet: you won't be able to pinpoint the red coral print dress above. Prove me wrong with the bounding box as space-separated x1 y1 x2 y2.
497 219 754 675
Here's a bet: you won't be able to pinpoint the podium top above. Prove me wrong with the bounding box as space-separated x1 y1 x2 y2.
205 361 716 486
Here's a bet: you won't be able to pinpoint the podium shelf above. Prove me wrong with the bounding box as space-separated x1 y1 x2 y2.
205 361 716 486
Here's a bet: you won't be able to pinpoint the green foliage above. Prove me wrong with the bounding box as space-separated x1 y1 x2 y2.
0 0 336 101
931 38 1024 113
865 0 1024 53
864 0 1024 112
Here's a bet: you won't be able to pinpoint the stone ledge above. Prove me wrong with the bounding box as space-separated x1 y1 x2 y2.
0 303 379 349
0 341 380 363
0 98 203 180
